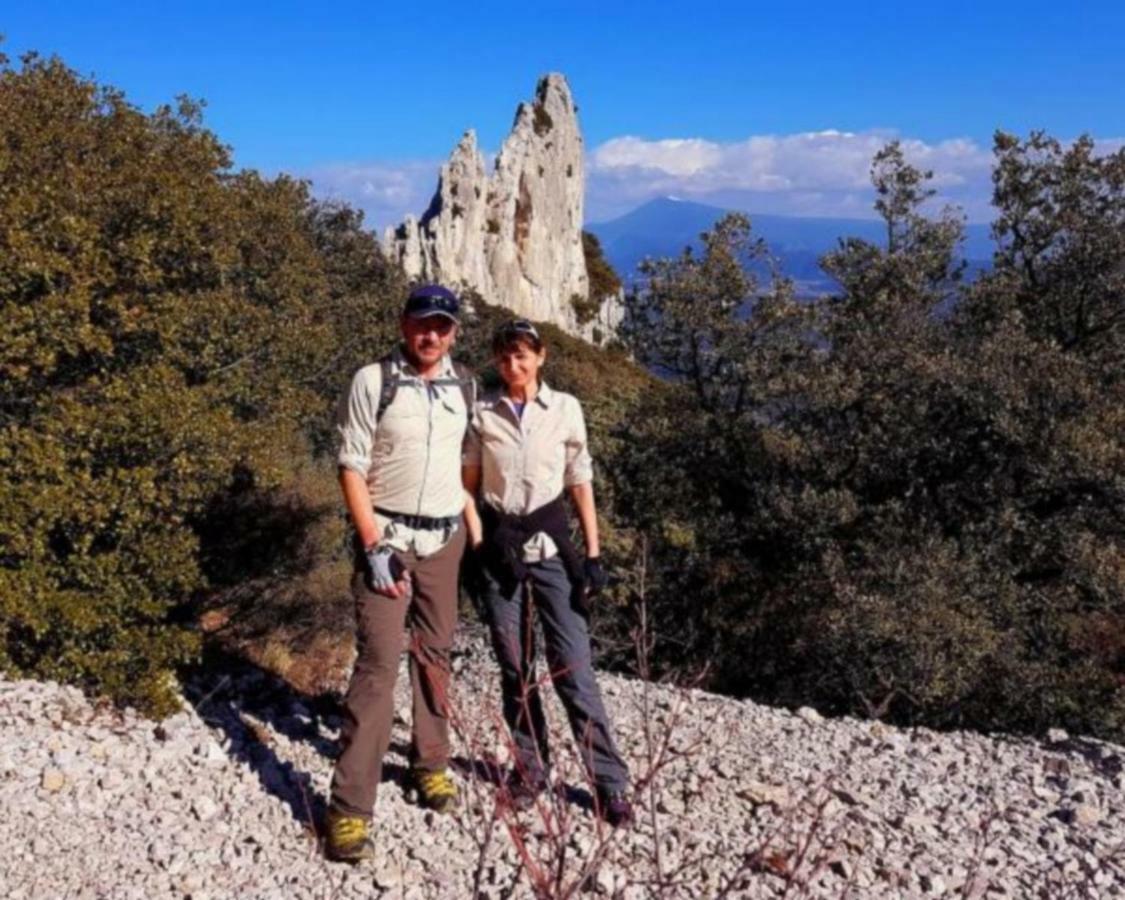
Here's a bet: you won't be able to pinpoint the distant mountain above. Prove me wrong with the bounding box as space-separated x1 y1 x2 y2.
587 197 994 296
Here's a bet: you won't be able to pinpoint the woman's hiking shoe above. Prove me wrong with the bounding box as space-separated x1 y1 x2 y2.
324 810 375 863
595 788 635 828
411 767 459 813
504 772 548 812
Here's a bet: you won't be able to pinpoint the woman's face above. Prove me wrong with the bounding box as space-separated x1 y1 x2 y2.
496 341 546 391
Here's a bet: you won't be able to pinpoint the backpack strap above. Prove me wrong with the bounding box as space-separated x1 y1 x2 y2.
375 356 398 423
451 361 478 424
375 356 478 425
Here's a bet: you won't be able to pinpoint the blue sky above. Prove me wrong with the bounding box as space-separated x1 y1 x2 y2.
5 1 1124 227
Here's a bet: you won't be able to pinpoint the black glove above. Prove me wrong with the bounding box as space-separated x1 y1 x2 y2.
583 557 608 597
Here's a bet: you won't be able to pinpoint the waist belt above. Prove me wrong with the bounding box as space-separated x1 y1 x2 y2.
374 507 459 530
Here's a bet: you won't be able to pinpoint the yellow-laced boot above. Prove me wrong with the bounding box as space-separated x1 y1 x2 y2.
411 768 459 813
324 809 375 863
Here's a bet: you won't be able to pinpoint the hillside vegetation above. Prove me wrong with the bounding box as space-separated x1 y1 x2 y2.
605 141 1125 741
0 52 404 713
1 51 1122 743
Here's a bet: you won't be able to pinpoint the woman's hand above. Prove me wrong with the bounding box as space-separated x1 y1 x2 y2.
583 557 608 597
461 539 490 609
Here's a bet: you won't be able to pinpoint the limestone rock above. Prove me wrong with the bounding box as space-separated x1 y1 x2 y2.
797 706 824 724
736 779 792 809
4 625 1125 898
1071 804 1101 827
191 795 219 822
384 73 620 341
40 768 66 792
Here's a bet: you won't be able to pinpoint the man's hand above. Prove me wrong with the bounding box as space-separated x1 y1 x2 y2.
365 544 410 598
583 557 608 597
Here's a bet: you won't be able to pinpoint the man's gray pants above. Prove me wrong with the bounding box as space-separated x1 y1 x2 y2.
482 556 629 793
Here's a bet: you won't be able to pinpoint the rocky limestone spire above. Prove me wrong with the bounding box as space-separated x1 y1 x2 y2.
383 73 620 340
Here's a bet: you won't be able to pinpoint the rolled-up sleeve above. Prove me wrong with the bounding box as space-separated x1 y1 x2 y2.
563 397 593 486
336 365 381 476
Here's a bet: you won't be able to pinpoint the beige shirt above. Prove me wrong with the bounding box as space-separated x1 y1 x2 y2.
337 350 469 556
464 383 593 561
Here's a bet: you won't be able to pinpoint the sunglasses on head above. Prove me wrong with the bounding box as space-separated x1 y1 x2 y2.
428 294 457 312
405 285 460 317
498 319 540 340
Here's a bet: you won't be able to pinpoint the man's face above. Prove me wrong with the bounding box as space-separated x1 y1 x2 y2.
401 314 457 368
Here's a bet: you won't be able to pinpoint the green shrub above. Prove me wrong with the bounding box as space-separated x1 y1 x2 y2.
568 232 623 327
0 52 400 715
610 139 1125 741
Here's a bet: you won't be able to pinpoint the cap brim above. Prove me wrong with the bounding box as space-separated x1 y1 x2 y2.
405 309 459 322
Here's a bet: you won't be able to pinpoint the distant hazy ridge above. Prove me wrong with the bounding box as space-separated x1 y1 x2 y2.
589 196 994 294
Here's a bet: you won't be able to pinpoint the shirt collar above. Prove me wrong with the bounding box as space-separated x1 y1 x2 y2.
534 382 554 409
484 381 554 411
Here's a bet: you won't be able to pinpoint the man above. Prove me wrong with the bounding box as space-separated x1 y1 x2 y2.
326 284 475 863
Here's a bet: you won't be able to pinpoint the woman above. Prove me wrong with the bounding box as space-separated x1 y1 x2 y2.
462 318 633 826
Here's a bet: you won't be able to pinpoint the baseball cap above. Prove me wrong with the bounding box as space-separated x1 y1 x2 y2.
404 284 460 321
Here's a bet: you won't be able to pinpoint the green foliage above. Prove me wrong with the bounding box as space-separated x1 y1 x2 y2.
5 46 1121 750
0 53 401 715
572 231 622 326
610 136 1125 740
965 131 1125 363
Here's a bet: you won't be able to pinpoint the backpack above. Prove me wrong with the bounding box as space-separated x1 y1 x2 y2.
375 356 477 427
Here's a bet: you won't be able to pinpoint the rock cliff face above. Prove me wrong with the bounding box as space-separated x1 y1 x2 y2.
383 74 621 340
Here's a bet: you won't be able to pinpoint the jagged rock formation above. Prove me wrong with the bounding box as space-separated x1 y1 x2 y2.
383 74 621 341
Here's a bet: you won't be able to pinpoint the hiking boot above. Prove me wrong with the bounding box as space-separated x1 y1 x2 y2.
324 809 375 863
504 771 548 812
595 788 635 828
411 767 459 813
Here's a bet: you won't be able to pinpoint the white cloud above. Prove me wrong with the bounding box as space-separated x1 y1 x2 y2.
303 132 1125 233
303 159 441 234
591 137 724 177
586 130 997 221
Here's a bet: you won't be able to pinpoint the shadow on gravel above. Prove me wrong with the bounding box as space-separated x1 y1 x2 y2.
1047 736 1125 784
182 643 599 830
182 646 346 832
446 750 597 814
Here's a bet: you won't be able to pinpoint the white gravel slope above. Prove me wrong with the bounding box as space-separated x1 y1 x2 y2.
2 630 1123 899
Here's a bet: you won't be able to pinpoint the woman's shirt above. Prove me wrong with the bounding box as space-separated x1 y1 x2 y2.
463 382 592 561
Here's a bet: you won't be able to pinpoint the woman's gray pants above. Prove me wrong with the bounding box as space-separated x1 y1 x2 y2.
482 556 630 793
